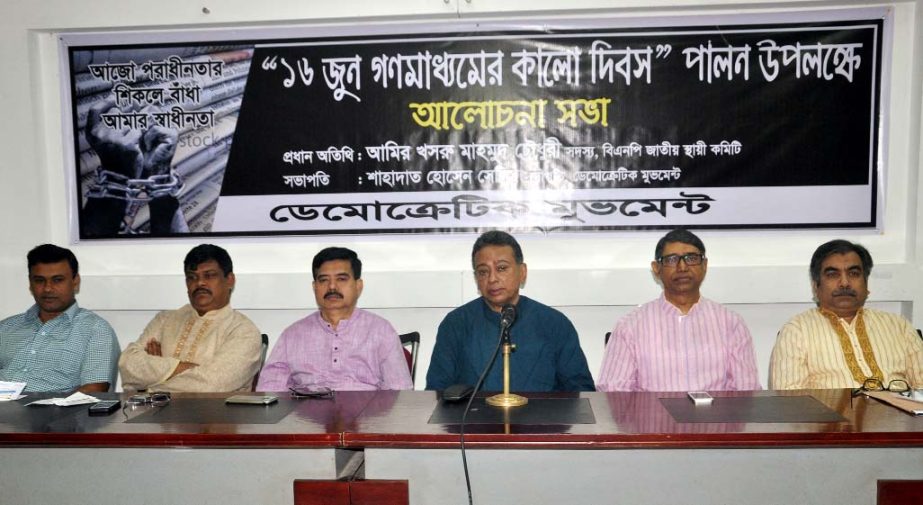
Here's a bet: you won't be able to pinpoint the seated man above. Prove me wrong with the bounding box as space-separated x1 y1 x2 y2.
0 244 120 393
597 229 760 392
257 247 411 391
770 239 923 389
119 244 261 392
426 231 594 392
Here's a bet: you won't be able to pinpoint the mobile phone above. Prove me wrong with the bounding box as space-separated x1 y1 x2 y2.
225 395 278 405
442 384 474 402
88 400 121 415
687 391 713 406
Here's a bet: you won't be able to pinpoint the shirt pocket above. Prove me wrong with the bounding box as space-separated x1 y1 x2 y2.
50 347 84 383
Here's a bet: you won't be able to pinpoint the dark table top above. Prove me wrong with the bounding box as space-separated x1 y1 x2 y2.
1 389 921 449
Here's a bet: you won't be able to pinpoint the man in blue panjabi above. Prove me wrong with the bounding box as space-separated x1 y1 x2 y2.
425 231 594 392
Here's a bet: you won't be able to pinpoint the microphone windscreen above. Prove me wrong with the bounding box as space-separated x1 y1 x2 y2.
500 304 516 327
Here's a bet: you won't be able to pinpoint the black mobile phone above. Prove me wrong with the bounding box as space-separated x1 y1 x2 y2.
442 384 474 402
88 400 121 416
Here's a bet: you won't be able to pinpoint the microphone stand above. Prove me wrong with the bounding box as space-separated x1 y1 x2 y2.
486 324 528 407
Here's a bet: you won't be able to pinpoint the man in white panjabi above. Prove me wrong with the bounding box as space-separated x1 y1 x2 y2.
119 244 261 392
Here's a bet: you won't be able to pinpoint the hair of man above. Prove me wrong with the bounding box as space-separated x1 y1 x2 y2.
654 228 706 259
809 239 873 284
184 244 233 275
312 247 362 280
27 244 79 277
471 230 524 269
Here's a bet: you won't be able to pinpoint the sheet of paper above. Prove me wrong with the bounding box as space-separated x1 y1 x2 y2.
0 381 26 401
864 391 923 415
26 392 101 407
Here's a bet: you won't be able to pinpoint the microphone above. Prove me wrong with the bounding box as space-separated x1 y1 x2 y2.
499 304 516 330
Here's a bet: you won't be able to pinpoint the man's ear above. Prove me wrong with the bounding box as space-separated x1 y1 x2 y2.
74 273 82 295
356 278 364 297
650 261 665 287
227 272 236 290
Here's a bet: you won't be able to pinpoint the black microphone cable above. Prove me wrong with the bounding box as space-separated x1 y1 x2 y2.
459 327 503 505
460 303 516 505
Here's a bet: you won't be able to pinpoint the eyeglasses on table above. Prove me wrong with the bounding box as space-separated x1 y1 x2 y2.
127 392 172 406
850 378 910 398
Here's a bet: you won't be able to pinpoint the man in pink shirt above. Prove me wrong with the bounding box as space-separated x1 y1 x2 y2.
597 229 761 392
256 247 412 391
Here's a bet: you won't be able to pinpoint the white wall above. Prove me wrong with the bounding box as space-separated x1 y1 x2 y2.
1 0 921 390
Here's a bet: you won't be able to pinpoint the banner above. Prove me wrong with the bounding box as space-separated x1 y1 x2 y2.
66 17 883 238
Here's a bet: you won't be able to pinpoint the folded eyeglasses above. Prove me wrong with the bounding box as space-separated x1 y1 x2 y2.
288 386 335 399
127 392 172 406
850 378 911 398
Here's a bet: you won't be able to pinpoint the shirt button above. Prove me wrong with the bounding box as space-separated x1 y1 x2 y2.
333 359 338 363
334 347 338 350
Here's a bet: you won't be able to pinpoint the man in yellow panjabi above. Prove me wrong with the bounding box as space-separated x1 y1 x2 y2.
770 239 923 389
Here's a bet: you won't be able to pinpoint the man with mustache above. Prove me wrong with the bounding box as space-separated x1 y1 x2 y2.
0 244 120 393
119 244 262 392
256 247 412 391
770 239 923 389
425 231 594 392
597 229 761 392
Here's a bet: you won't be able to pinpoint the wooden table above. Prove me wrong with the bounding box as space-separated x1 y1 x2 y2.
0 391 363 505
346 389 923 505
1 389 921 505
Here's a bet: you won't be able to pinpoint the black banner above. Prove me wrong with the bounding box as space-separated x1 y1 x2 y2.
67 18 883 238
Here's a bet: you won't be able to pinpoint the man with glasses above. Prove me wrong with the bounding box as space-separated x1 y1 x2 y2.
256 247 412 392
597 228 760 392
425 230 594 392
770 239 923 389
119 244 262 392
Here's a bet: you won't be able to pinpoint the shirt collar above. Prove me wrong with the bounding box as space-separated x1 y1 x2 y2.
187 303 234 320
25 301 80 325
480 296 529 321
818 306 864 328
315 308 358 334
657 293 702 316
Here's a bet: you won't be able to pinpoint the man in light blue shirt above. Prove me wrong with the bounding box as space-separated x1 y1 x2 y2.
0 244 120 393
